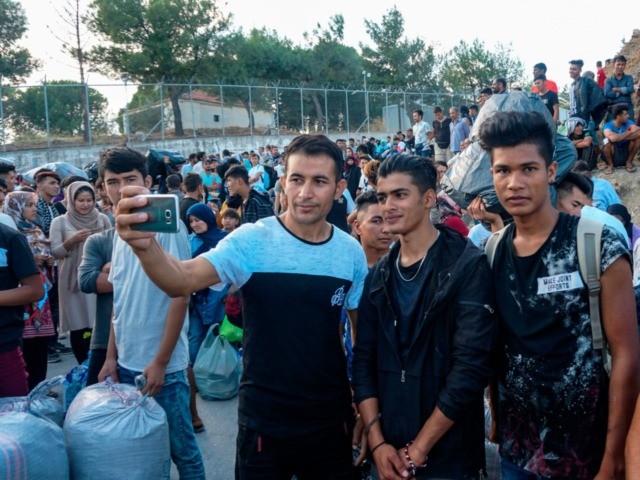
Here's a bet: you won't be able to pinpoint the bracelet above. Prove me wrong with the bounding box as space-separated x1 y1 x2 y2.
364 412 381 435
370 440 387 455
403 441 428 476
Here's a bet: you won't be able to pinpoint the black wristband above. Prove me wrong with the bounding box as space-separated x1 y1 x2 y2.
370 440 387 455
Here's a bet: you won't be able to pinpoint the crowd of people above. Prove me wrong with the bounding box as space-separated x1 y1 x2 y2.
1 56 640 480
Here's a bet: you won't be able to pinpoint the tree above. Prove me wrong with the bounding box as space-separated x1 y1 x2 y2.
360 7 438 90
6 80 109 136
48 0 93 141
0 0 40 83
87 0 230 136
439 39 525 96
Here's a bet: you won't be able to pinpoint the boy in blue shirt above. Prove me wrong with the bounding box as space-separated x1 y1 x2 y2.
602 104 640 173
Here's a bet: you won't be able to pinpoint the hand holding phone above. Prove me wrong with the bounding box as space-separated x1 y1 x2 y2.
131 194 180 233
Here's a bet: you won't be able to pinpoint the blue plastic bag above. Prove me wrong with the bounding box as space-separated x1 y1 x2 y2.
194 326 242 400
0 376 64 427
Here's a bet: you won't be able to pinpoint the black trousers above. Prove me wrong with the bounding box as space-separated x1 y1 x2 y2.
70 328 92 364
22 336 51 391
235 422 353 480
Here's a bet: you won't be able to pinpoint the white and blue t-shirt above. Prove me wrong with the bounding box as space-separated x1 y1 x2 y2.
202 215 368 437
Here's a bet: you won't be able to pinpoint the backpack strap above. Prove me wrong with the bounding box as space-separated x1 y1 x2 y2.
484 226 509 269
576 217 610 374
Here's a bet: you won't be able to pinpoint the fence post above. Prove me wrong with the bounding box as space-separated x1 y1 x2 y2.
324 88 329 134
43 79 51 149
248 85 253 137
345 90 349 134
0 84 5 152
84 83 92 146
385 90 389 132
299 88 304 133
123 78 131 143
189 83 196 139
159 83 165 144
275 85 280 136
220 85 225 136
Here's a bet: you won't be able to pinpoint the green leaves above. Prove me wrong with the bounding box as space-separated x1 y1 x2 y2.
0 0 40 83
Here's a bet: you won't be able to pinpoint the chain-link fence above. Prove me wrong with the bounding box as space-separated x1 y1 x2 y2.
0 81 476 152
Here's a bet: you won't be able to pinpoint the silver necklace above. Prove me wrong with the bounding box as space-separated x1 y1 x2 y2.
395 232 440 282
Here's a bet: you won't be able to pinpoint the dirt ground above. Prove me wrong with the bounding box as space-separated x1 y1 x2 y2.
593 157 640 223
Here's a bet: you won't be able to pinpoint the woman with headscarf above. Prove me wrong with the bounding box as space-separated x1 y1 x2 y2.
344 154 362 200
607 203 640 249
5 191 54 390
186 202 228 433
50 182 110 364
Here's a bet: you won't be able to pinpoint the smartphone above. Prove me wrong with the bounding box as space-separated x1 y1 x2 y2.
131 194 179 233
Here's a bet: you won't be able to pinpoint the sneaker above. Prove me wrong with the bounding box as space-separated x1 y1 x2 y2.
48 352 61 363
58 332 68 340
53 342 73 355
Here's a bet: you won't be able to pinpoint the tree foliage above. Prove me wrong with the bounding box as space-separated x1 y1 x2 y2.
87 0 230 136
7 80 109 136
0 0 40 83
360 7 438 90
439 39 525 96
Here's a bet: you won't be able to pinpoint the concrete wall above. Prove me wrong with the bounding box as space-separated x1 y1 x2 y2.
0 131 388 171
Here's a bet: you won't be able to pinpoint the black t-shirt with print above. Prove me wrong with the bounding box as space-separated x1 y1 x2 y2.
539 90 559 117
432 118 452 148
493 213 628 478
0 225 40 353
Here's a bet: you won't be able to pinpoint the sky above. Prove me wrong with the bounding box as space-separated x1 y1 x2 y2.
16 0 640 110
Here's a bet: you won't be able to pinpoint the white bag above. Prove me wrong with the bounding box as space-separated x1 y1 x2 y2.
64 379 171 480
194 326 242 400
0 376 64 426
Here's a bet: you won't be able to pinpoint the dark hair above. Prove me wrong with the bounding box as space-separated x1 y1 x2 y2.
572 160 592 177
613 55 627 64
557 171 593 200
225 165 249 184
0 178 8 190
612 104 629 118
533 62 547 72
348 138 355 142
98 146 148 180
534 74 547 82
378 154 437 194
0 163 16 174
35 169 61 183
61 175 86 190
480 87 492 96
221 208 240 221
569 59 584 68
356 145 369 155
355 189 379 213
434 160 448 169
460 105 469 116
479 111 554 166
596 61 603 67
188 153 197 160
222 149 231 157
469 104 479 112
283 134 343 181
433 106 443 114
494 78 507 88
413 109 424 118
182 172 202 192
74 185 95 201
19 186 35 193
166 174 182 189
196 151 206 160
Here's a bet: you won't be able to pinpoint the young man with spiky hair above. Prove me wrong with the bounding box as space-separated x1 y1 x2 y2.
113 135 368 479
480 111 638 479
353 154 496 479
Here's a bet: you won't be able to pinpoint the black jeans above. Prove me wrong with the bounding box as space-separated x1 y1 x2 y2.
235 422 353 480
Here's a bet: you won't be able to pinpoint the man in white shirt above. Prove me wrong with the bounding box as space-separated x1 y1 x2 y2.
412 109 432 157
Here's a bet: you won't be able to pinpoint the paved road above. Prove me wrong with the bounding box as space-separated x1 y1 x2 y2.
47 339 238 479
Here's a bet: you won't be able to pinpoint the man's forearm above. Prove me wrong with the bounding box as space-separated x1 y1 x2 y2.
602 353 639 468
153 296 189 366
133 238 196 297
106 321 117 361
413 407 455 458
626 395 640 478
358 397 385 447
95 272 113 293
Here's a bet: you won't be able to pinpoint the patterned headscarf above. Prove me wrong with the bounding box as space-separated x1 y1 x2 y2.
5 191 51 258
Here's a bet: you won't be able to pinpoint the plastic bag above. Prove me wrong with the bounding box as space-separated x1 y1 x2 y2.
62 363 88 413
194 326 242 400
22 162 89 184
218 315 243 344
0 412 69 480
0 376 65 427
441 91 576 212
64 379 171 480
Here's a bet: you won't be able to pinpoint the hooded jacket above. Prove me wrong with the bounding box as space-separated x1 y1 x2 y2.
353 225 497 478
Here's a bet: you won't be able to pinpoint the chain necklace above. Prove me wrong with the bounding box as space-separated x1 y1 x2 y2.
395 232 440 282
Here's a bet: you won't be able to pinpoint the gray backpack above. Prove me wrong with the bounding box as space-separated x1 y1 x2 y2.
484 217 610 376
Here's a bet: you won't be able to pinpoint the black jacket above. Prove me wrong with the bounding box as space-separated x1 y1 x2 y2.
353 226 497 478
